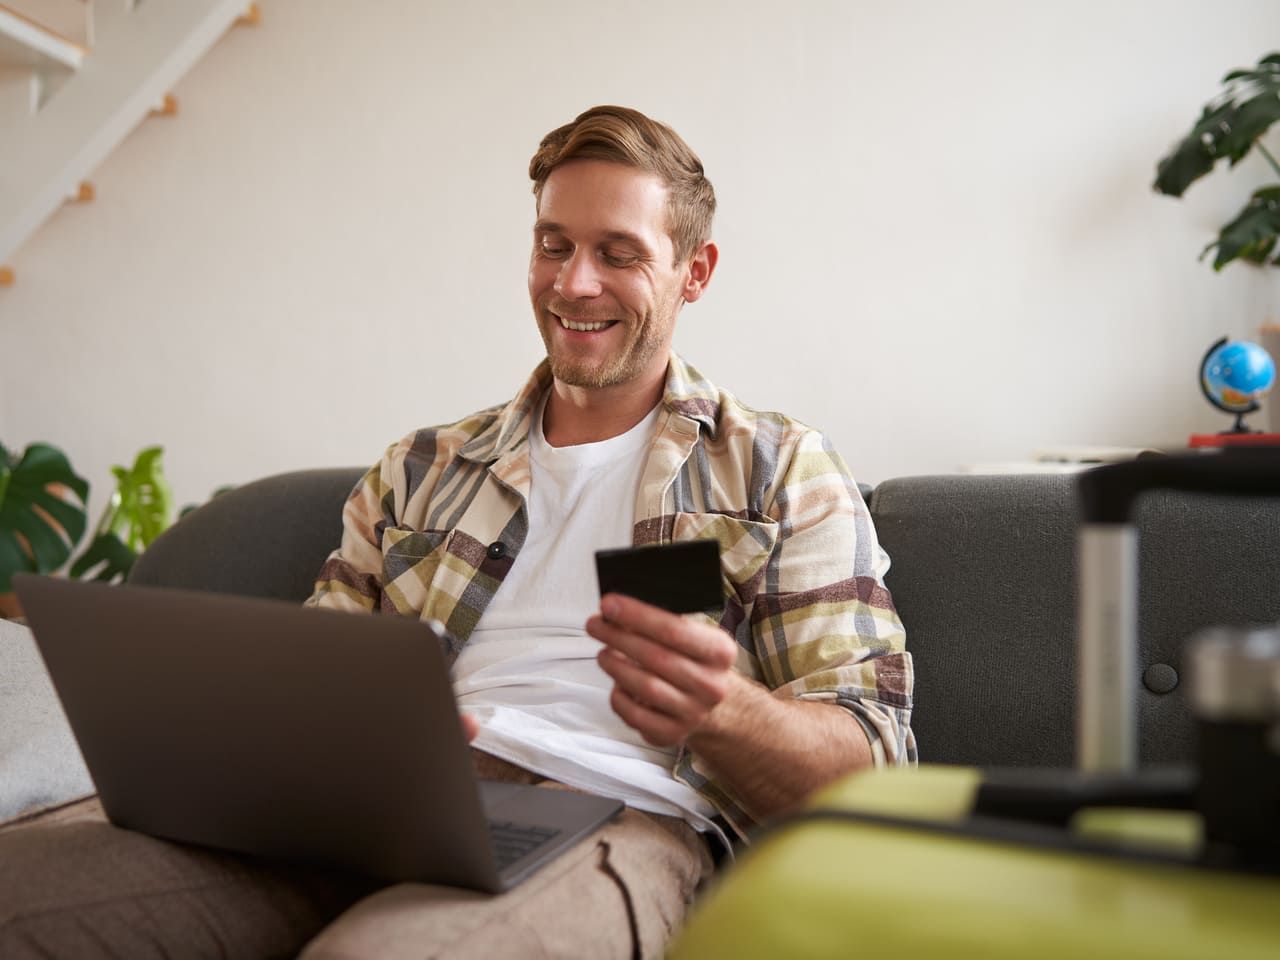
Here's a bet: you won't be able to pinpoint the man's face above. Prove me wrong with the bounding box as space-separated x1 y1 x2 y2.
529 160 689 391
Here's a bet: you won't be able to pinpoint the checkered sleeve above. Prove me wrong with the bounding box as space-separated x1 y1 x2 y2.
303 449 396 613
752 428 916 766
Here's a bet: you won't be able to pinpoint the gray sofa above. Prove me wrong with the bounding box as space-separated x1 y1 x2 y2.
127 467 1280 770
4 465 1278 953
7 463 1269 819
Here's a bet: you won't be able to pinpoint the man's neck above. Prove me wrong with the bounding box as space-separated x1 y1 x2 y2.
542 365 667 447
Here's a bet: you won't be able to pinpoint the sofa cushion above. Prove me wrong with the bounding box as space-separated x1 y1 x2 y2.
0 618 92 823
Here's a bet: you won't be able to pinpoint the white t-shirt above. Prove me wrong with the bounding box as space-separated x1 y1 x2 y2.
452 399 718 830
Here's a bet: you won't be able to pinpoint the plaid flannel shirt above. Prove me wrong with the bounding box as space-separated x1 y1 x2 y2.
307 353 915 840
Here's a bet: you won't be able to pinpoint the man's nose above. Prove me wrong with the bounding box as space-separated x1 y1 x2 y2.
553 251 603 300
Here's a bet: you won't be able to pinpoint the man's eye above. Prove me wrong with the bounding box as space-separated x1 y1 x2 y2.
602 252 638 267
540 243 570 258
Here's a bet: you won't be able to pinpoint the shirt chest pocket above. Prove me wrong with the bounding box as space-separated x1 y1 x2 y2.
380 525 454 611
670 511 778 608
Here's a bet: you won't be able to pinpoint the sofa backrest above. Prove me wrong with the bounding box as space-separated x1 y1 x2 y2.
131 466 1280 772
871 473 1280 769
130 467 365 603
870 475 1077 768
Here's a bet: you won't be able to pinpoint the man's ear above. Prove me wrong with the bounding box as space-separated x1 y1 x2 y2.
681 241 718 304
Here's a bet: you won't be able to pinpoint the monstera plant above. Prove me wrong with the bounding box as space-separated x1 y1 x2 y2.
0 443 90 602
1154 51 1280 270
0 443 175 617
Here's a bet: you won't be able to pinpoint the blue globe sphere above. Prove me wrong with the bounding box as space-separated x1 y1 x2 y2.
1201 339 1276 415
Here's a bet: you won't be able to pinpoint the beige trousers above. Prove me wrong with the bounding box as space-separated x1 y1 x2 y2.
0 753 714 960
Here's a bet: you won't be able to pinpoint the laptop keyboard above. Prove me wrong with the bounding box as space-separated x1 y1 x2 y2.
487 820 562 870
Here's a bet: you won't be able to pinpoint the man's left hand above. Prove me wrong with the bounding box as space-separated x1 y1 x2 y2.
587 592 737 747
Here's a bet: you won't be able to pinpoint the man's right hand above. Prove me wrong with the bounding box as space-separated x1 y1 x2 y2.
460 712 480 742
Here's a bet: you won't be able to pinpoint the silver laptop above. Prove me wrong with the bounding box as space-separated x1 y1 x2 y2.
14 574 623 893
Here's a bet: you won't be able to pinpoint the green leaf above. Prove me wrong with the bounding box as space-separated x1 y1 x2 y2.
1220 53 1280 89
0 442 90 593
1243 236 1277 264
30 488 87 546
89 445 174 554
11 444 90 501
1154 101 1237 196
9 507 69 570
128 447 173 547
1218 91 1280 164
1204 188 1280 270
1154 132 1216 196
1155 54 1280 196
68 531 137 583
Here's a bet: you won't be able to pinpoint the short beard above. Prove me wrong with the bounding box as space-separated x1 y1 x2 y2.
538 296 676 389
544 326 667 389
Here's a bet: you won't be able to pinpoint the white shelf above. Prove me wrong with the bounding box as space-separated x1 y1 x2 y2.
0 4 88 70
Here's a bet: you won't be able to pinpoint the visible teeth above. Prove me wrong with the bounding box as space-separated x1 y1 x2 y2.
558 316 611 332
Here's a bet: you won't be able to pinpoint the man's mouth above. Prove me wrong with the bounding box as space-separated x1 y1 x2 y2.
556 314 618 333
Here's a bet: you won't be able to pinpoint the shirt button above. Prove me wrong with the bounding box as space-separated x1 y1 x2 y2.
486 541 507 560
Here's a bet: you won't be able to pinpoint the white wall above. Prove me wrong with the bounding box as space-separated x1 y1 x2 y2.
2 0 1278 522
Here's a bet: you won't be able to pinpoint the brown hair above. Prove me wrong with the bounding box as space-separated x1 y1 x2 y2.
529 105 716 263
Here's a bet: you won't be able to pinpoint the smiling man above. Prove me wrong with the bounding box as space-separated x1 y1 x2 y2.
298 106 915 956
0 106 913 960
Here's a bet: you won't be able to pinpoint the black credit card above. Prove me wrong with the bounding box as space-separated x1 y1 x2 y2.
595 540 722 614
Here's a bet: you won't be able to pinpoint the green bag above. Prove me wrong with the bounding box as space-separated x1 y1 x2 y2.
670 765 1280 960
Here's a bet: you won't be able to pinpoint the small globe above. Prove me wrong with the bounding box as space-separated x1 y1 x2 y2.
1200 338 1276 418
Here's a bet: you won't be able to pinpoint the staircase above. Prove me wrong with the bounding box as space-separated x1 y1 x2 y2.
0 0 255 285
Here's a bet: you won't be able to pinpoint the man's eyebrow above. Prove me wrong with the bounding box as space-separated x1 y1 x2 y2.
599 230 649 248
532 221 651 249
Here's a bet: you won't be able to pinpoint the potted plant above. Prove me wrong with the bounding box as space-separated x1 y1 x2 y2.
0 444 175 618
1154 51 1280 270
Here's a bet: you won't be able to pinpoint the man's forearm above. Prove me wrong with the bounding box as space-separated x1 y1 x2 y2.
589 593 879 819
686 672 873 820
